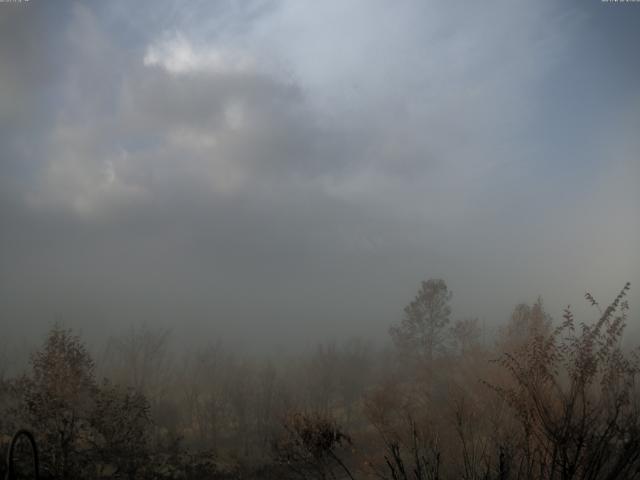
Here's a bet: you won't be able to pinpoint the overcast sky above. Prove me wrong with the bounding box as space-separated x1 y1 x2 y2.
1 0 638 350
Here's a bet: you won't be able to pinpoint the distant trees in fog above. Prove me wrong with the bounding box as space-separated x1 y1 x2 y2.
0 279 638 479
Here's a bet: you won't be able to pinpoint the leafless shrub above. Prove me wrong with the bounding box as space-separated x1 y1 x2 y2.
273 411 355 480
490 282 640 479
381 418 441 480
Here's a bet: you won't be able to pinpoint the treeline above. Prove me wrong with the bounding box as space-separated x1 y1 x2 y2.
0 280 638 479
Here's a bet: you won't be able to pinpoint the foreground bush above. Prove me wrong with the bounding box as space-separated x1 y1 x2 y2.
492 282 640 479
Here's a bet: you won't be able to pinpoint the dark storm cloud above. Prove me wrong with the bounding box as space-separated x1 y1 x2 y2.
0 0 638 348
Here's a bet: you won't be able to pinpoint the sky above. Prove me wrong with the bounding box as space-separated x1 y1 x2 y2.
0 0 638 350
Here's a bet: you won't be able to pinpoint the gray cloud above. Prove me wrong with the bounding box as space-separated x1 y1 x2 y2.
0 0 638 349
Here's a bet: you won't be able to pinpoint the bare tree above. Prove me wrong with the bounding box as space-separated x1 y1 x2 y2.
450 318 482 356
390 279 452 361
255 360 282 452
226 358 256 457
179 344 226 450
496 298 551 354
308 343 340 414
337 338 372 425
102 324 173 400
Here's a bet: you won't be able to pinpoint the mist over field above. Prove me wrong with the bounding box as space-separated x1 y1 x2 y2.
0 1 639 479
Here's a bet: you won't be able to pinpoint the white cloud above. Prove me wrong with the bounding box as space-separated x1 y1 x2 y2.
143 33 255 75
27 124 148 218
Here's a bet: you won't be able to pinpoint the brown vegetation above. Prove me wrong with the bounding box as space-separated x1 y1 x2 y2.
1 280 638 479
